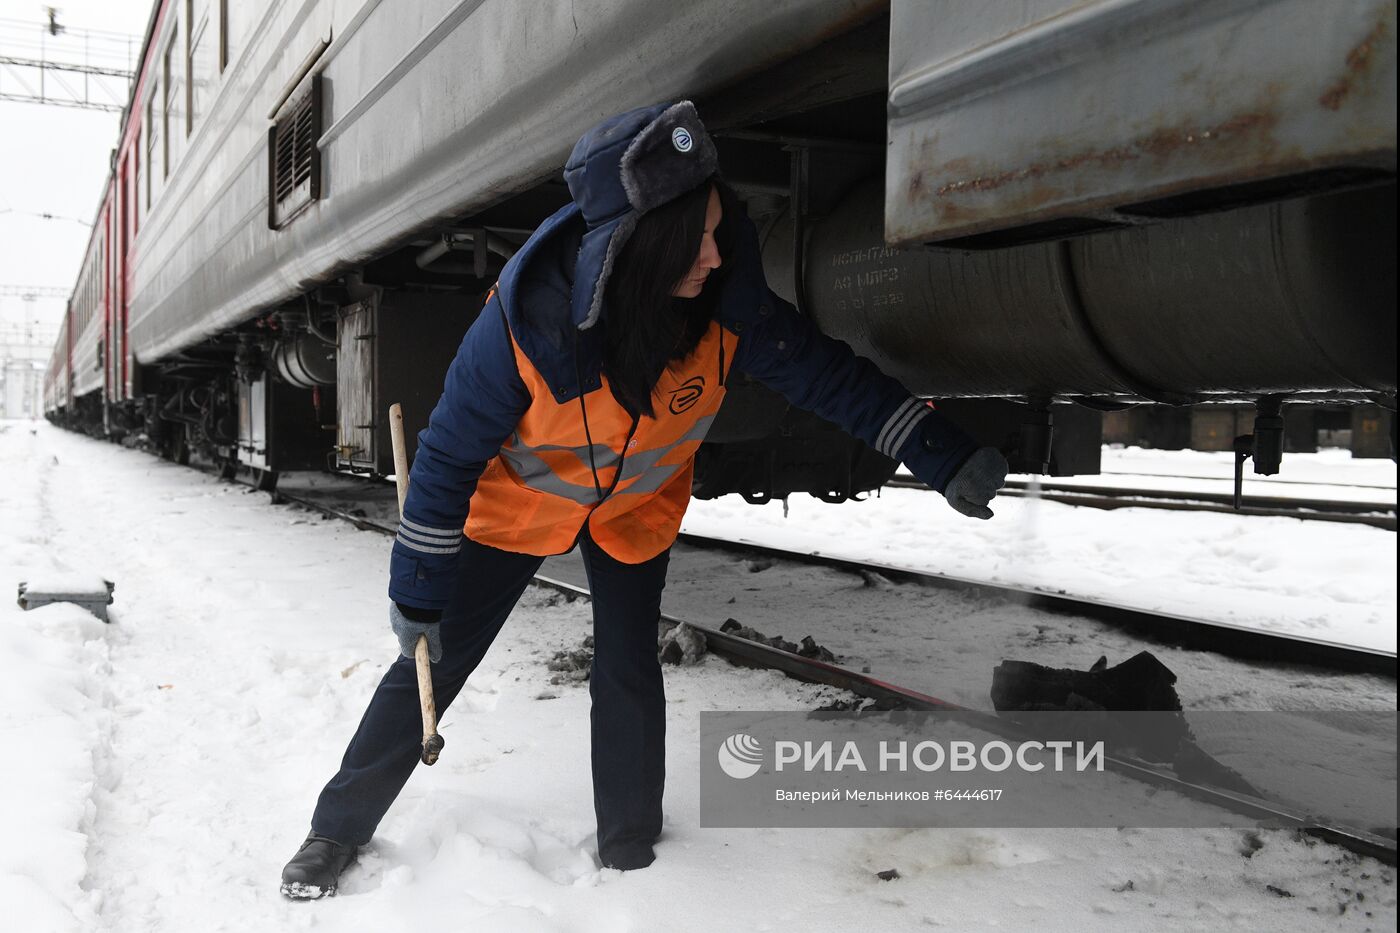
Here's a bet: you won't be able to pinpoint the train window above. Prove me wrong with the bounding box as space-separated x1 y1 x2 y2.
96 231 104 336
131 147 140 237
188 0 217 133
163 17 184 175
134 131 142 231
145 88 159 208
222 0 258 74
268 74 322 229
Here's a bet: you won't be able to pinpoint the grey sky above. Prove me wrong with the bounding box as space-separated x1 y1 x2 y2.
0 0 155 336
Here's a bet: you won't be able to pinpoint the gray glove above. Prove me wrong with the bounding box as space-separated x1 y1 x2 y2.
942 446 1009 520
389 602 443 663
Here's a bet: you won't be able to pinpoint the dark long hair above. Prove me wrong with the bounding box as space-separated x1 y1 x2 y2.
602 175 738 418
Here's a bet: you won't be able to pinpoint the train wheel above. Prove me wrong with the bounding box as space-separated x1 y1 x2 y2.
251 467 279 492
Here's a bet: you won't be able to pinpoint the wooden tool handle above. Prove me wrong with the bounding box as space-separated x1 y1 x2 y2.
389 403 410 514
415 634 438 731
389 402 443 765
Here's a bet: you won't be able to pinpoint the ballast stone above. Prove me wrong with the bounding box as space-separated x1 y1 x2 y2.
658 621 708 665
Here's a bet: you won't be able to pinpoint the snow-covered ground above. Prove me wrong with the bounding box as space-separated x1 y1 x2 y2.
2 421 1395 932
689 449 1397 653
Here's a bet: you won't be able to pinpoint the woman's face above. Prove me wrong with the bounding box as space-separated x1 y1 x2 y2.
670 186 723 299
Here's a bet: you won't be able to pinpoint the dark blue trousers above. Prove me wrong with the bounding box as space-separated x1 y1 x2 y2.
311 528 669 865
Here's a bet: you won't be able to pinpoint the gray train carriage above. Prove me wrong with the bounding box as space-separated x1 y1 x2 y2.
59 210 114 435
44 0 1396 498
43 314 70 418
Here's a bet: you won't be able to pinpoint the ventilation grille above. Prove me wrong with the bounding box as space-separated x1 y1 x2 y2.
268 73 322 229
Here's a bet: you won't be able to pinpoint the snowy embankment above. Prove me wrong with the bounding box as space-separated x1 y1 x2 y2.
1 420 1395 932
0 600 111 931
687 449 1397 653
0 422 112 932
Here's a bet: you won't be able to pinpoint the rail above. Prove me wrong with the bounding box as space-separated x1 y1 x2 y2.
884 476 1398 530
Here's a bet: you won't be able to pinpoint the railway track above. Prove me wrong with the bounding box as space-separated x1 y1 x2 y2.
674 533 1396 678
241 464 1394 677
1098 470 1398 492
257 479 1396 866
884 476 1398 530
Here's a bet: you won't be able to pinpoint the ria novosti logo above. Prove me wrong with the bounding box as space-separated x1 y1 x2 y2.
718 732 1108 779
718 733 764 779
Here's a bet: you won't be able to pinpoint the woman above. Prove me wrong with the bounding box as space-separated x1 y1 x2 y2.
281 101 1007 897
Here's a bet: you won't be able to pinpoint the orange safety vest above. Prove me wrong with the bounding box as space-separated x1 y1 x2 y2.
465 316 734 562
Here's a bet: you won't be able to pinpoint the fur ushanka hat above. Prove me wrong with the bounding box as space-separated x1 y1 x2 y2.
563 100 720 331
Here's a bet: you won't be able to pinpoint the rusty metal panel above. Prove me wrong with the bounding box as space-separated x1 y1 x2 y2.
336 301 377 472
887 0 1397 245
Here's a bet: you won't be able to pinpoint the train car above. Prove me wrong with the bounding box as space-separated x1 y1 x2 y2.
44 0 1396 498
44 194 110 434
42 311 69 418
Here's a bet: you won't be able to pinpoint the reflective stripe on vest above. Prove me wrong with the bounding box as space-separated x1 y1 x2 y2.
466 311 734 562
498 438 612 505
497 412 717 504
610 412 716 496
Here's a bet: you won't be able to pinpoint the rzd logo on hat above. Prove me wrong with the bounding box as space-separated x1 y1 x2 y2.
671 126 693 153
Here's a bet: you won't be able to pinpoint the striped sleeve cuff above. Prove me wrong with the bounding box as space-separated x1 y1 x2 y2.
395 517 464 555
874 396 932 459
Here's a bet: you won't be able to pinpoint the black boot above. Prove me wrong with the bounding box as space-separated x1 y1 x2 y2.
280 831 358 899
600 839 656 871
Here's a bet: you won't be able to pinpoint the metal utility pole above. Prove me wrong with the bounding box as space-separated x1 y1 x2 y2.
0 9 137 113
